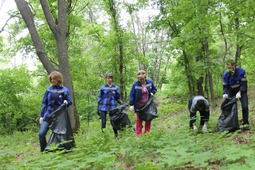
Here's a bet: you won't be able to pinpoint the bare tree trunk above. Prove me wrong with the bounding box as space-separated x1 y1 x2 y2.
14 0 55 73
197 77 204 95
203 37 215 103
183 51 195 96
218 3 228 62
234 17 242 65
105 0 125 99
14 0 80 132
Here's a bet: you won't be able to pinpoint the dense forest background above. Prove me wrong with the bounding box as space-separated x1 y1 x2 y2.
1 0 254 134
1 0 255 169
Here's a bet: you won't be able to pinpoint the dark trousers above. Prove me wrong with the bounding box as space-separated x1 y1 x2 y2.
188 96 209 128
189 111 209 128
240 92 249 125
100 111 118 136
229 91 249 125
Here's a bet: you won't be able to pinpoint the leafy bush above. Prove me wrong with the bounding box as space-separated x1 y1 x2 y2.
0 67 40 134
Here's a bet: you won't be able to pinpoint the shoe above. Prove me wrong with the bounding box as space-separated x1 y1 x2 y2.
242 124 250 130
202 125 208 133
193 125 198 131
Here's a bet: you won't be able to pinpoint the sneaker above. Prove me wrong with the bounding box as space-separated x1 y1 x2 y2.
193 125 198 131
202 125 208 133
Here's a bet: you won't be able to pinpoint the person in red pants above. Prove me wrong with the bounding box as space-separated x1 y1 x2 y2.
129 70 157 137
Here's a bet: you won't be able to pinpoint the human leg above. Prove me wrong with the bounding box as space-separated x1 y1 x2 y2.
199 111 209 126
189 112 197 128
240 92 249 125
144 121 151 134
200 110 209 132
136 114 143 136
38 121 49 152
100 111 107 131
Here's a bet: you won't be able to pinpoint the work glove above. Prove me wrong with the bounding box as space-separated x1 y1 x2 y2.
63 100 68 105
39 117 43 125
129 106 134 112
223 94 228 99
236 91 241 99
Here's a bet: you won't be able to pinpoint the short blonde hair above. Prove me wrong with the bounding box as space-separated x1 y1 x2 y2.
48 71 63 86
136 70 146 76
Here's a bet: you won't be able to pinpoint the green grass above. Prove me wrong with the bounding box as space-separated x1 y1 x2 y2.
1 91 255 169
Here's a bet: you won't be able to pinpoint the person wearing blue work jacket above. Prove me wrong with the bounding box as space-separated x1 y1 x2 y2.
129 70 157 137
98 73 124 137
38 71 72 152
222 60 249 129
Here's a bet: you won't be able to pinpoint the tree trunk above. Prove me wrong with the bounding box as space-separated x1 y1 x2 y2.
14 0 80 132
14 0 55 73
106 0 125 99
183 51 194 96
234 17 242 65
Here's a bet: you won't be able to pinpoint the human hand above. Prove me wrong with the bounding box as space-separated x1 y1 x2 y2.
129 106 134 112
39 117 43 125
63 100 68 105
223 94 228 99
236 92 241 99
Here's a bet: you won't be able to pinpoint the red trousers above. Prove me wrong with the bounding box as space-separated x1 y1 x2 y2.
136 114 151 136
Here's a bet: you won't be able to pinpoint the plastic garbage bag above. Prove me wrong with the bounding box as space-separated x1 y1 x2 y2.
136 96 158 121
217 97 239 132
109 104 132 131
45 104 75 151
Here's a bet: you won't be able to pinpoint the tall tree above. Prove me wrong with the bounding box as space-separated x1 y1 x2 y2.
103 0 125 99
14 0 79 131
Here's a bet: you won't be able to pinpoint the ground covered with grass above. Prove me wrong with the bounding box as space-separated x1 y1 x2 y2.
1 89 255 170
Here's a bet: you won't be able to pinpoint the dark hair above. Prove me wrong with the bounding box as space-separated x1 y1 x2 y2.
196 100 205 111
226 59 236 65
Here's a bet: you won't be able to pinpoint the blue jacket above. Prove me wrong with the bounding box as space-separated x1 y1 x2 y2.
98 84 122 111
222 67 247 97
41 85 72 120
129 79 157 111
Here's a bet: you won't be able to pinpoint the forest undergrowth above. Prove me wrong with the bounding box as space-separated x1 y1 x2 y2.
1 87 255 170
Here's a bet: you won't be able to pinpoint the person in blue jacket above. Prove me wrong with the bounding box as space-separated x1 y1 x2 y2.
129 70 157 136
222 60 249 128
98 73 124 137
188 95 210 132
38 71 72 152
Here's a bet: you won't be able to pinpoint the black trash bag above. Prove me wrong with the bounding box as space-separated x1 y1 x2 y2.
136 96 158 121
45 104 75 151
217 97 239 132
109 104 132 131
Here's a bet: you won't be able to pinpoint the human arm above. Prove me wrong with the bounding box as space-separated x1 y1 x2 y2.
150 80 157 95
235 68 247 99
129 83 136 112
40 90 48 119
239 69 247 93
115 86 125 105
64 87 72 106
222 72 230 97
